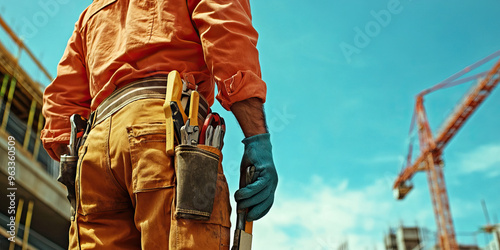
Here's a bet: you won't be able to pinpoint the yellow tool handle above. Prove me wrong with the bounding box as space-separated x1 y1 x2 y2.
163 103 175 156
164 70 186 155
166 71 187 121
189 91 199 127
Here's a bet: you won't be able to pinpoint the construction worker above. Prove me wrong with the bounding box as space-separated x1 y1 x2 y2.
41 0 278 249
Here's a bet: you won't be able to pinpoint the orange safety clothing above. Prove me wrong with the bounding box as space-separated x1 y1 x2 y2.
42 0 267 160
71 99 231 249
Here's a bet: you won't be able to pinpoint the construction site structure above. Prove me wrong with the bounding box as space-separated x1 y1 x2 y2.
392 50 500 250
481 221 500 250
483 229 500 250
383 225 484 250
384 226 422 250
0 15 69 249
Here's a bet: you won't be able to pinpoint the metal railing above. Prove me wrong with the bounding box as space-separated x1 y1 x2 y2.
0 95 58 179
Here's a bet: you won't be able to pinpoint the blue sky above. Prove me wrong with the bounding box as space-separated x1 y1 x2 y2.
1 0 500 248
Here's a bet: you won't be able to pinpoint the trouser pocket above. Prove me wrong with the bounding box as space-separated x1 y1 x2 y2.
128 122 175 193
174 144 220 220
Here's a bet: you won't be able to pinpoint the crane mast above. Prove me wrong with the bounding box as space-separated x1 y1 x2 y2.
393 51 500 250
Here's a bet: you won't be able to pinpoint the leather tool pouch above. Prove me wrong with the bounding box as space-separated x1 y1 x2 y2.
58 155 78 216
174 144 220 220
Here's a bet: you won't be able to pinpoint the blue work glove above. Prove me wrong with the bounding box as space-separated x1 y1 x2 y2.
234 133 278 221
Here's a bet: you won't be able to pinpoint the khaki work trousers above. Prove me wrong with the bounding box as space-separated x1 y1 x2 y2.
69 99 231 249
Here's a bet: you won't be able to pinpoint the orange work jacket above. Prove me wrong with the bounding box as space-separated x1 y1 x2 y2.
41 0 267 160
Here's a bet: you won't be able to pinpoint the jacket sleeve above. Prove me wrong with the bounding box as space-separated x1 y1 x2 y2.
41 25 91 161
188 0 267 110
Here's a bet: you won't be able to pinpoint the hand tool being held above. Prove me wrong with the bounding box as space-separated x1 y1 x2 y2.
163 71 187 155
234 133 278 221
232 166 257 250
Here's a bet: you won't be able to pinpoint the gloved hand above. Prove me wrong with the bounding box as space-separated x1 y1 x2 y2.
234 133 278 221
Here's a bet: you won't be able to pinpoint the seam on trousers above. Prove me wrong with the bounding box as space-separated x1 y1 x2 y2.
106 116 128 194
219 225 222 250
173 188 180 249
147 0 155 43
76 146 88 250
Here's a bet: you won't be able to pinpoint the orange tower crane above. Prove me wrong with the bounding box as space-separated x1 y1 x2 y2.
393 51 500 250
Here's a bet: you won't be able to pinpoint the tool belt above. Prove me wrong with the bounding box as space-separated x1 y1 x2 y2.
91 76 210 129
89 72 226 221
58 75 212 219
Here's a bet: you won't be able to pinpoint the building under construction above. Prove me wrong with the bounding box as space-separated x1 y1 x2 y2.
383 225 500 250
0 15 70 249
384 226 423 250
